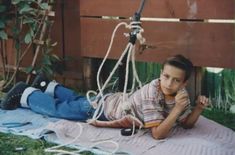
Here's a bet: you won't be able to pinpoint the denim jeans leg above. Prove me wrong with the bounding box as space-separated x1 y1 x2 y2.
53 85 110 120
27 91 94 121
54 85 83 102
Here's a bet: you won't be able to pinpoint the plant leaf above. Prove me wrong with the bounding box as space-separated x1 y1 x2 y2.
19 5 33 14
42 66 53 76
0 21 5 29
23 66 34 74
23 18 34 24
24 32 32 44
51 54 60 61
0 31 8 40
43 56 52 65
39 3 49 10
15 41 20 50
51 42 57 47
12 0 21 5
29 27 34 37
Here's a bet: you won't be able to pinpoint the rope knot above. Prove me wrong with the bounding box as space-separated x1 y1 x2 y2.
122 101 132 114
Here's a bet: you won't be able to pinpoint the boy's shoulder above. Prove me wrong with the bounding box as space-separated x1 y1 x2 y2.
136 78 162 99
146 78 160 87
139 78 160 91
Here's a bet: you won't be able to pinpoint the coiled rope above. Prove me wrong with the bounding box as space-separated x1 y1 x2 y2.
45 20 146 155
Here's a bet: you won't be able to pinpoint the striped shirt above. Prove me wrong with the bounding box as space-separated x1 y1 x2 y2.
100 79 192 128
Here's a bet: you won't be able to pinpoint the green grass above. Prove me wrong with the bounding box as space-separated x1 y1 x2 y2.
202 108 235 131
0 133 55 155
0 132 95 155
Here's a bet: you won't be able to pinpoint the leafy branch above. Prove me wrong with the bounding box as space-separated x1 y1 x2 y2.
0 0 62 90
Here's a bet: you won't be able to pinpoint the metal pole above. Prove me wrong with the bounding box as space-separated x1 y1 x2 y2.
118 0 147 91
137 0 146 15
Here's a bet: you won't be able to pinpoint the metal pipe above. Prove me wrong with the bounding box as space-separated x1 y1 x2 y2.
137 0 147 15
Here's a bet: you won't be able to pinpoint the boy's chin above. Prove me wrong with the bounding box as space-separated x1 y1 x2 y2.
169 92 177 96
160 86 177 96
162 90 177 96
165 93 177 97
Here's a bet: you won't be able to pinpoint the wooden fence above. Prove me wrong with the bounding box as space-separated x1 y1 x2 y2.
1 0 235 98
79 0 235 68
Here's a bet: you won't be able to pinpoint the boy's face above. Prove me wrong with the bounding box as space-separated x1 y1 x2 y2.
160 64 187 96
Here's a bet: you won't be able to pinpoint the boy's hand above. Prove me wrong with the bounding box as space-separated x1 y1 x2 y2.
174 89 190 112
196 95 209 109
87 115 143 128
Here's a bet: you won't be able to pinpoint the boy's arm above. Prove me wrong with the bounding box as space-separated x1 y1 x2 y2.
88 115 143 128
180 95 209 128
150 107 182 139
151 91 189 139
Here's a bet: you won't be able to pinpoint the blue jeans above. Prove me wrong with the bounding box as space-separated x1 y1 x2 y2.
27 85 107 121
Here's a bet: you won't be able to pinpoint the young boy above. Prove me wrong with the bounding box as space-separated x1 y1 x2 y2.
0 55 209 139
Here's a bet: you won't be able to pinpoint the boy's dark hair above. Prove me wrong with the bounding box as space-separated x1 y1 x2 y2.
162 54 193 81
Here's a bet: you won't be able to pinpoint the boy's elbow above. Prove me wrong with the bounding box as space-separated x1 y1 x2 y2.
152 132 168 140
151 126 169 140
181 123 194 129
180 119 196 129
152 134 167 140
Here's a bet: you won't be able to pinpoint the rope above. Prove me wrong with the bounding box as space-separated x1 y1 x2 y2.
44 20 146 155
89 20 145 139
92 42 132 120
90 21 145 120
44 121 119 155
91 22 130 120
122 44 133 101
89 140 119 154
131 46 143 93
44 122 83 155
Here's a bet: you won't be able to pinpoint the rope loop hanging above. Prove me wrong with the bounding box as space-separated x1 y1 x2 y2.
89 21 146 120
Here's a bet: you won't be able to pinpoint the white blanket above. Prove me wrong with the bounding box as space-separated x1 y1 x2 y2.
0 108 235 155
44 117 235 155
